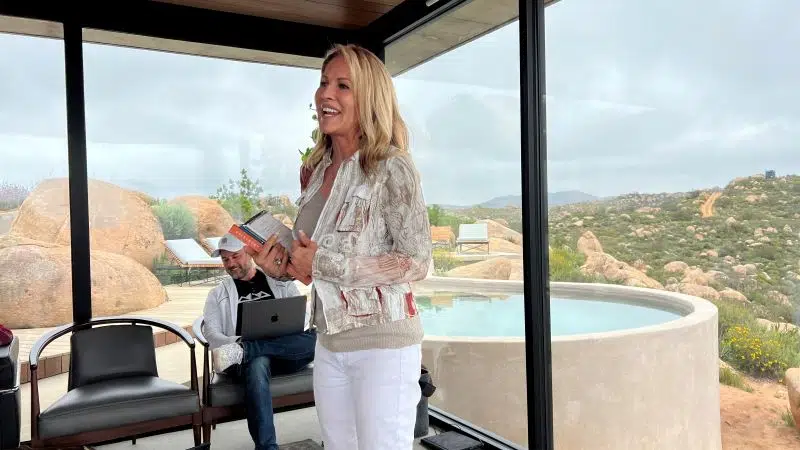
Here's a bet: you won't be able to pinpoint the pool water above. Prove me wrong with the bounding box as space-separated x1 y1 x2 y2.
416 294 682 337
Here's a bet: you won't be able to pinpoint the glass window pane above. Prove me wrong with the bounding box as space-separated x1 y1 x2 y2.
546 0 800 448
81 33 321 447
81 41 320 304
388 1 527 446
0 18 68 443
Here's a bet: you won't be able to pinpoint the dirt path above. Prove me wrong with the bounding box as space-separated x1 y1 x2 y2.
720 380 800 449
701 191 722 218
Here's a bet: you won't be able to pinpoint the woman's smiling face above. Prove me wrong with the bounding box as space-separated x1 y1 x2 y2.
315 55 358 138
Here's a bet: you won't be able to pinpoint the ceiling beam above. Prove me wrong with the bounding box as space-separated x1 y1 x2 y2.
360 0 471 47
0 0 357 60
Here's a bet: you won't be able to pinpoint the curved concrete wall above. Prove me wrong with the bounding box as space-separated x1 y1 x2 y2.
418 280 721 449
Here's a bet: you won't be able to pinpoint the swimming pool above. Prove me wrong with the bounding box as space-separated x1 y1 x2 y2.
416 279 720 449
417 293 683 337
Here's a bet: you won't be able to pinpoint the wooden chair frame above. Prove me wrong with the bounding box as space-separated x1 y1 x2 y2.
28 316 202 449
191 317 315 444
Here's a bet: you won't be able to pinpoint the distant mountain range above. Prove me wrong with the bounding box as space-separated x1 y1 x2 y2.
440 191 599 209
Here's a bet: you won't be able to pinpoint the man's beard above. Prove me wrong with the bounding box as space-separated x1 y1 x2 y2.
228 262 253 280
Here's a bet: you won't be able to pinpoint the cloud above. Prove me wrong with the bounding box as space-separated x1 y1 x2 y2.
2 0 800 205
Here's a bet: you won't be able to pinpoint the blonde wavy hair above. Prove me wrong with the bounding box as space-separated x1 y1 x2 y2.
302 43 409 177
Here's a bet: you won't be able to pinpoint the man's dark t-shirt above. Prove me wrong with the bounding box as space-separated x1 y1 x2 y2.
233 270 274 303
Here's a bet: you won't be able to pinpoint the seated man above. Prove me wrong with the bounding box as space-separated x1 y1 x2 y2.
203 233 316 450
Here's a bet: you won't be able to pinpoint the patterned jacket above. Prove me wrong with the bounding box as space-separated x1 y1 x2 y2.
297 147 432 335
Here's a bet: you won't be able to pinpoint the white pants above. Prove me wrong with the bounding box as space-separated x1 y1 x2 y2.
313 341 422 450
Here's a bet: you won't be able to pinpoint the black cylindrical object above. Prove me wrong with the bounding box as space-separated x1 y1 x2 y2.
0 336 20 450
415 365 437 438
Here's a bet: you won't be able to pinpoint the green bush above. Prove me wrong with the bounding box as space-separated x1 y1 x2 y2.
210 168 264 221
549 246 594 282
714 299 756 340
151 201 197 239
432 248 459 274
720 324 800 379
740 210 757 221
428 204 475 234
719 366 753 392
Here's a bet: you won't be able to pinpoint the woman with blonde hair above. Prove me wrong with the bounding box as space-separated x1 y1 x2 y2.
249 43 432 449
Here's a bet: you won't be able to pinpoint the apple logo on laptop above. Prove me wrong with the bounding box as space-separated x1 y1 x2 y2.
271 314 279 323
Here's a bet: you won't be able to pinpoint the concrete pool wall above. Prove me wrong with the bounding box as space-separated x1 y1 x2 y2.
415 278 721 449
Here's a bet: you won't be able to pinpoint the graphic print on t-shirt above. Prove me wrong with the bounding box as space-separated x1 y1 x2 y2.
233 270 275 303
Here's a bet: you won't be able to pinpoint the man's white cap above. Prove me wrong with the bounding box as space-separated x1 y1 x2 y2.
211 233 245 257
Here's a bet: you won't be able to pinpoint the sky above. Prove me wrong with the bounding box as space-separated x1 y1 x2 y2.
1 0 799 206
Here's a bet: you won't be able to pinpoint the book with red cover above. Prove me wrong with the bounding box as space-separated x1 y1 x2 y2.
229 210 295 254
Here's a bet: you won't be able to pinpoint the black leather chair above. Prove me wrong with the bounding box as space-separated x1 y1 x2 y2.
29 316 202 449
192 316 315 444
0 335 20 449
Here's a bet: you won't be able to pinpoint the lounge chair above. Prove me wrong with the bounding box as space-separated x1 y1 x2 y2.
456 223 490 253
200 237 222 255
29 316 202 449
163 239 225 285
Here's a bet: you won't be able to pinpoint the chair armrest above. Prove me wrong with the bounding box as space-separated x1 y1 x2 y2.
30 322 78 369
30 315 194 368
28 315 199 442
192 316 208 348
126 316 196 349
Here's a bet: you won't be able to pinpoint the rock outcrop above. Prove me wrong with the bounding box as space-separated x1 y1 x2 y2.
445 257 522 281
785 368 800 429
664 261 689 273
10 178 165 269
0 235 167 328
170 195 235 239
478 219 522 245
665 283 720 301
273 214 295 228
577 231 663 289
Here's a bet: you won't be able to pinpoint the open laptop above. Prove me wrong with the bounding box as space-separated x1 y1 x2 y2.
236 295 308 340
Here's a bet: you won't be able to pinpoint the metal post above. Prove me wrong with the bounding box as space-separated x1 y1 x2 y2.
63 19 92 324
519 0 554 449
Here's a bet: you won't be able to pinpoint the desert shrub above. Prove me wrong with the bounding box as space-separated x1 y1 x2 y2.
432 247 459 274
740 210 757 221
210 168 264 221
752 245 779 261
0 181 29 210
714 300 756 340
549 246 594 282
719 366 753 392
670 209 695 221
428 204 475 234
716 196 732 209
151 201 197 239
720 324 800 379
716 245 737 258
750 302 794 324
261 194 298 218
743 287 794 322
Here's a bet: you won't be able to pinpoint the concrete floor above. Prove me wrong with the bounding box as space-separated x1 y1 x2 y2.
20 341 441 449
93 407 439 449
